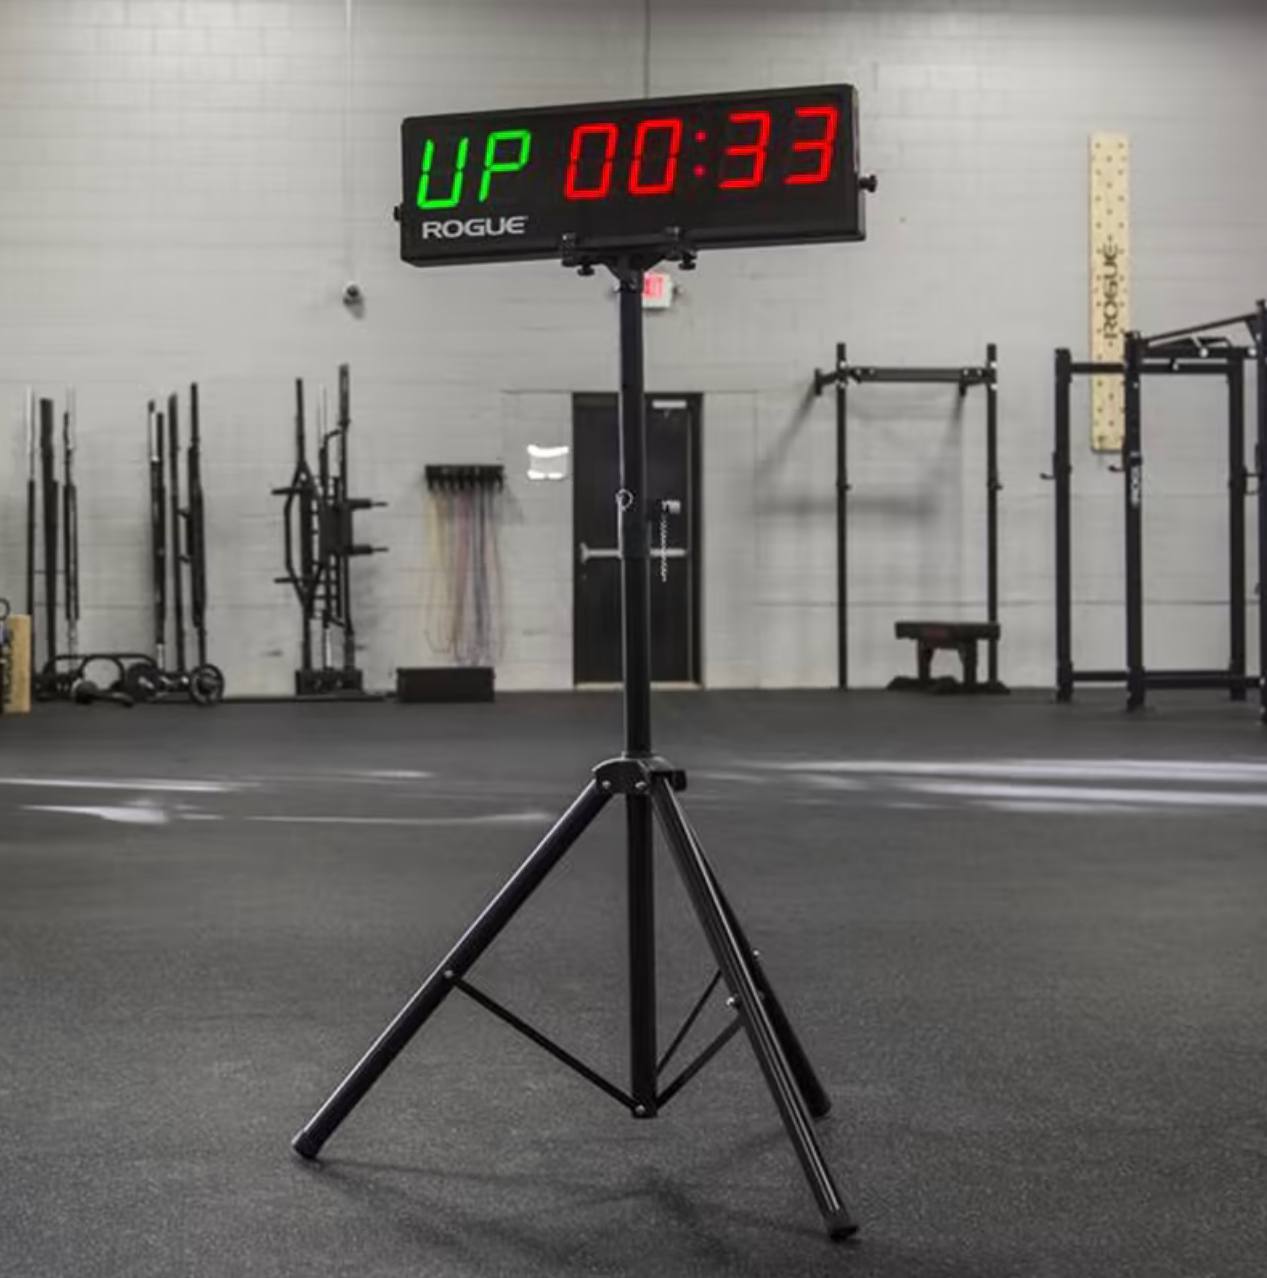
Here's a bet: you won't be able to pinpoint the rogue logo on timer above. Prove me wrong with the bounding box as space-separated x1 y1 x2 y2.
397 85 865 267
420 216 529 240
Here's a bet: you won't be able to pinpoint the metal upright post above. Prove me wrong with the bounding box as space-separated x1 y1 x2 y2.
188 384 209 669
24 390 36 629
318 388 335 674
616 261 658 1117
1123 333 1145 710
295 380 314 679
1227 353 1247 700
337 364 356 674
985 342 1000 687
1257 300 1267 724
39 399 58 672
835 342 848 690
151 405 168 670
1054 349 1074 701
62 394 79 659
168 395 187 675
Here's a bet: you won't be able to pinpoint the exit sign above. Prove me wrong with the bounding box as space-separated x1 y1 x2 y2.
642 270 674 310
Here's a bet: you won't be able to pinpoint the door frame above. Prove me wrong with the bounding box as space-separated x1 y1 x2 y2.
571 392 704 687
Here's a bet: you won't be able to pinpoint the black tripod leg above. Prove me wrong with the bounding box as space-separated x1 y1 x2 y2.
293 780 610 1160
703 861 832 1119
649 779 857 1241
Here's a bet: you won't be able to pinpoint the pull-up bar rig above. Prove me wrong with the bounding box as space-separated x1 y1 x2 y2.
813 346 1001 691
1049 300 1266 720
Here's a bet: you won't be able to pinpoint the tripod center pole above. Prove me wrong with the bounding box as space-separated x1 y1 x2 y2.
616 261 653 757
612 257 660 1114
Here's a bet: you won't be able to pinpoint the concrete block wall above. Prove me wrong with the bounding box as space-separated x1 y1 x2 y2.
0 0 1263 693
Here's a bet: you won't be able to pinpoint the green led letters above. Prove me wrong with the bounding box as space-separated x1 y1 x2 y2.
478 129 532 202
417 136 469 209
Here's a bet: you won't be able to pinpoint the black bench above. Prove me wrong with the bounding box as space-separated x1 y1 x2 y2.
888 620 1004 694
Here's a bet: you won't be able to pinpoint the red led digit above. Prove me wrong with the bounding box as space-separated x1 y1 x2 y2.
628 117 683 196
785 104 838 185
718 110 770 189
564 121 618 200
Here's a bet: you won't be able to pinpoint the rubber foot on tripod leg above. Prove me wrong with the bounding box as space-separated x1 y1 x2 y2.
291 1129 323 1161
827 1211 859 1242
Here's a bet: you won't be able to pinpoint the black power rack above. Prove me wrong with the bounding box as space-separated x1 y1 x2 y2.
1050 300 1266 720
813 344 1004 692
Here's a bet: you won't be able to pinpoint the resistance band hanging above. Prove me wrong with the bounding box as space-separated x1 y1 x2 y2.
423 464 504 668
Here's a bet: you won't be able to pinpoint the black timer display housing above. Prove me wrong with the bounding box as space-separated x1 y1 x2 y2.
397 84 866 266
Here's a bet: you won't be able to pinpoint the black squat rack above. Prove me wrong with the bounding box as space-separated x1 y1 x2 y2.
813 343 1003 692
273 364 386 697
128 386 225 705
26 391 140 706
25 390 91 700
25 386 223 706
1049 300 1266 720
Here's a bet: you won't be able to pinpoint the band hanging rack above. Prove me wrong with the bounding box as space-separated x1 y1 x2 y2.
424 464 505 491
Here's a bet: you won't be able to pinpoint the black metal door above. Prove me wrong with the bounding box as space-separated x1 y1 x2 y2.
573 393 701 685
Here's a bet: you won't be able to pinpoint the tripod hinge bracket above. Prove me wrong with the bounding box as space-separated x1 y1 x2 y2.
594 755 687 795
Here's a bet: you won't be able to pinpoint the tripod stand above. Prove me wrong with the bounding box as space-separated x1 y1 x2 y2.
292 249 857 1241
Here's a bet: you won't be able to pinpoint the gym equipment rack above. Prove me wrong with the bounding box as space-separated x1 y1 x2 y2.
128 386 225 705
813 344 1003 691
1049 300 1266 720
23 390 131 705
273 365 386 697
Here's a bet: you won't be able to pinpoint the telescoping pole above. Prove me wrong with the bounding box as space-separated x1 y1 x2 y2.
615 260 657 1119
835 343 848 690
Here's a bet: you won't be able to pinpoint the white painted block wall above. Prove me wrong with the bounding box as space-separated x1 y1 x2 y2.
0 0 1263 693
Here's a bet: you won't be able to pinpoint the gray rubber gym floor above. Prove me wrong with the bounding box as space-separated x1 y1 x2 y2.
2 691 1264 1278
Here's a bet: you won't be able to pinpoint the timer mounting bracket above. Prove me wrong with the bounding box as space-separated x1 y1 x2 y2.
560 228 698 278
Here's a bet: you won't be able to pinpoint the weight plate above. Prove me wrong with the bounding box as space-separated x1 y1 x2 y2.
189 663 226 706
122 662 163 704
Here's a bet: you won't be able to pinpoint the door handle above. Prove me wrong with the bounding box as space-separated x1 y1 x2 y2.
579 543 687 564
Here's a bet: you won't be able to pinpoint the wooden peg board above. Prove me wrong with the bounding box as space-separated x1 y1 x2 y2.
2 615 31 714
1090 132 1130 452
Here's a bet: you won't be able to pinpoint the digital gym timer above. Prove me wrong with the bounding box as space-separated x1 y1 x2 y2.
397 85 866 266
